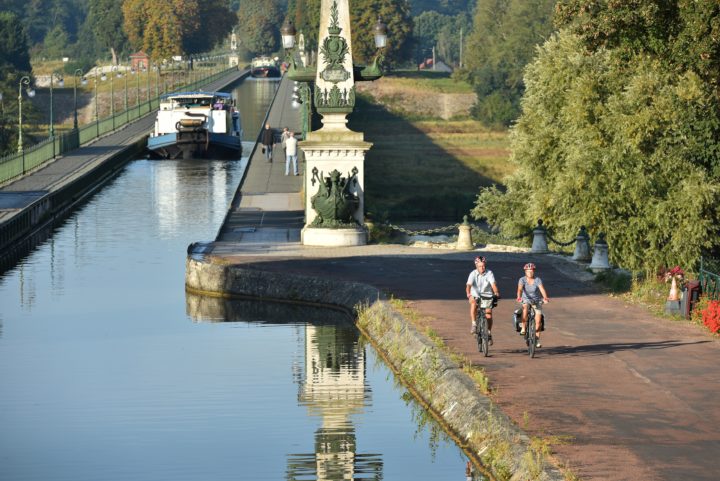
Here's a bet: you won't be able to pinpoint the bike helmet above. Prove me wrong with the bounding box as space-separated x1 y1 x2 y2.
474 256 486 263
523 262 536 270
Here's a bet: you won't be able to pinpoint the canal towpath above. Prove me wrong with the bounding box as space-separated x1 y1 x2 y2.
194 75 720 480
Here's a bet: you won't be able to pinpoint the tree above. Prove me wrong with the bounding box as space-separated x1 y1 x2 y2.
473 30 720 272
183 0 236 54
0 11 32 74
0 11 32 156
85 0 128 64
350 0 413 64
464 0 555 127
236 0 282 56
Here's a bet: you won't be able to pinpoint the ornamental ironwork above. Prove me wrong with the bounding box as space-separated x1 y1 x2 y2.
319 0 351 83
310 166 360 227
314 84 355 113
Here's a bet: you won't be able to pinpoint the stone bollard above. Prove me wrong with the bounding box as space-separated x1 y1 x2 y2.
456 215 474 251
588 233 611 272
530 219 549 253
572 226 591 262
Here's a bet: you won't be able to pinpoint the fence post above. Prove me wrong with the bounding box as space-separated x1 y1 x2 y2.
456 215 474 251
530 219 549 253
572 225 591 262
588 233 611 272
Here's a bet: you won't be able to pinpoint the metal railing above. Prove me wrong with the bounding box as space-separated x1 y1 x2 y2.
699 257 720 300
0 65 239 185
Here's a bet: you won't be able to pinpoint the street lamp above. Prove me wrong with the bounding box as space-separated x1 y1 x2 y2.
17 75 36 153
92 69 100 136
48 72 64 138
373 17 388 49
120 67 128 122
282 18 297 50
73 69 83 130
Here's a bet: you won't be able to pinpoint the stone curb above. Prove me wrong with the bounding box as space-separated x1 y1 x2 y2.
186 255 565 481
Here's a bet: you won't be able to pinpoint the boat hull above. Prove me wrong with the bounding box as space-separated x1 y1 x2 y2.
147 132 243 160
251 67 281 78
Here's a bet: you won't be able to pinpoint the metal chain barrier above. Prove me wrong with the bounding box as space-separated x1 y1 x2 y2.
546 232 577 247
385 223 461 236
471 224 533 242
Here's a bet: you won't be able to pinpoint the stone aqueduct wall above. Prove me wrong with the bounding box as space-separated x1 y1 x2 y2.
186 256 565 481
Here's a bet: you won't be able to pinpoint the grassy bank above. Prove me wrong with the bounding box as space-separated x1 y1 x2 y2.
349 71 512 221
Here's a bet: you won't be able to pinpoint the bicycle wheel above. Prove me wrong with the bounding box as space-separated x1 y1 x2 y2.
479 318 489 357
527 315 537 358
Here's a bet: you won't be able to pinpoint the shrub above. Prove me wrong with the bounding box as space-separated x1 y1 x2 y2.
701 300 720 334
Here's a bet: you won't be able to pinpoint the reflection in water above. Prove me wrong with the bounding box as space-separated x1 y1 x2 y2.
188 294 383 480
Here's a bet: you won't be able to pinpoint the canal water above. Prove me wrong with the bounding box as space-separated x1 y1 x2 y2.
0 78 482 481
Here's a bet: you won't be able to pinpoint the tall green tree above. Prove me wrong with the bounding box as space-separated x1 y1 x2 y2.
350 0 413 64
464 0 555 127
85 0 128 64
123 0 233 59
473 26 720 271
236 0 282 56
0 11 32 156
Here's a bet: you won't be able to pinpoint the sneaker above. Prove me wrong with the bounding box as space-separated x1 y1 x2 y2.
471 322 477 334
488 334 493 346
535 340 542 348
520 328 526 335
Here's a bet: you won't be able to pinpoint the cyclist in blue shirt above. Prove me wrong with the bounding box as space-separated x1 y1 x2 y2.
465 256 501 343
515 263 550 348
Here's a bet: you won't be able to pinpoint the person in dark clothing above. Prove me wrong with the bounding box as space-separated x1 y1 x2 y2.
261 123 275 161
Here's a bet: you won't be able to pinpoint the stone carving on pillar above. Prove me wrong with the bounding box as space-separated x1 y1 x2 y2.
299 0 371 246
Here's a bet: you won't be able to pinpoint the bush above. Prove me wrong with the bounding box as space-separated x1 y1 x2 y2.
701 300 720 334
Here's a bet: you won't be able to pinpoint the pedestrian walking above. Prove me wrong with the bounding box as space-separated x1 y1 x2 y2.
285 131 299 176
261 123 275 161
281 126 292 156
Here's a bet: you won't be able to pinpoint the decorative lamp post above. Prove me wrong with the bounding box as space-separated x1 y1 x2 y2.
373 17 388 49
73 69 83 130
17 75 36 153
94 69 101 136
281 18 297 50
121 67 128 122
48 72 64 139
289 0 388 246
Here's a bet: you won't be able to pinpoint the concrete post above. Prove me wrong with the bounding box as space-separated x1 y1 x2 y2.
530 219 549 254
588 233 611 272
572 225 591 262
456 215 473 250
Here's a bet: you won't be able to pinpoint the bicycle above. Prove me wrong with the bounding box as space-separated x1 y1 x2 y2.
513 302 545 358
474 295 497 357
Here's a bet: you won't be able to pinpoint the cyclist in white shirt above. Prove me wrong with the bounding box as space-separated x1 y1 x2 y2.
465 256 501 343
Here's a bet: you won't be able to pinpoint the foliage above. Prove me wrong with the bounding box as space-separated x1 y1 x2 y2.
413 11 471 66
701 300 720 333
0 11 32 157
464 0 555 127
123 0 234 60
409 0 475 16
472 30 720 273
290 0 414 65
0 11 32 74
237 0 282 56
350 0 413 64
84 0 128 62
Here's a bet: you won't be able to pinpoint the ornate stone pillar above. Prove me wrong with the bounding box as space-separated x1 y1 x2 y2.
300 0 371 246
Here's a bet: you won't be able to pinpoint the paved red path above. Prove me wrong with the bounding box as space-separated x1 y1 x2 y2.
234 251 720 481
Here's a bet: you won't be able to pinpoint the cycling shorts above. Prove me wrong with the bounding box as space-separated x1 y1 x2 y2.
523 301 543 315
475 297 494 309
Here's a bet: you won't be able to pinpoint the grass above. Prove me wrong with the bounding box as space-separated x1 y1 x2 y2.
349 91 512 221
385 69 475 94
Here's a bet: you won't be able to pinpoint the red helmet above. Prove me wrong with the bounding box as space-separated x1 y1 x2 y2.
523 263 536 270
